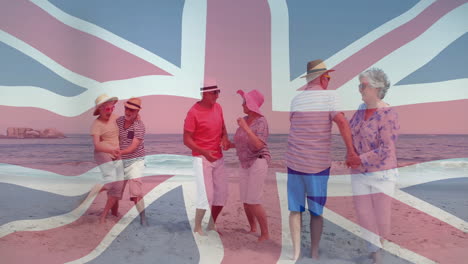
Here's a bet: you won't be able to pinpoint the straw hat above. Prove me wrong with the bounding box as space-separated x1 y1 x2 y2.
200 78 220 93
93 94 118 116
125 97 142 110
300 59 334 80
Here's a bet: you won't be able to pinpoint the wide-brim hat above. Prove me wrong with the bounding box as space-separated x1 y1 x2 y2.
300 59 335 80
237 89 264 116
125 97 142 110
93 94 118 116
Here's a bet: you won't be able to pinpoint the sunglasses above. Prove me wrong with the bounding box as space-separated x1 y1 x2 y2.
208 90 220 95
103 105 115 112
358 83 368 90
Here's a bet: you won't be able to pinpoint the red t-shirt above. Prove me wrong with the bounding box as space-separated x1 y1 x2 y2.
184 102 224 159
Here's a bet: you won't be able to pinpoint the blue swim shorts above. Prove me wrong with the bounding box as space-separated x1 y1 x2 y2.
287 167 330 216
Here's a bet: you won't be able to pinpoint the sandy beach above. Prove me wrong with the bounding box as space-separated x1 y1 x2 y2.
1 161 467 263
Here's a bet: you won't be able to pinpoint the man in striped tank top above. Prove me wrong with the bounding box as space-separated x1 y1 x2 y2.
286 60 358 260
116 97 147 226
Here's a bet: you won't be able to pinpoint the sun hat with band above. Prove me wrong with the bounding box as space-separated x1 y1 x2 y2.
237 89 264 116
93 94 118 116
300 59 335 81
125 97 142 110
199 78 221 93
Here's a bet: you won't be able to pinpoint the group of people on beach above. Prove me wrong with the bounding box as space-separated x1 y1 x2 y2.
90 96 147 225
90 59 398 264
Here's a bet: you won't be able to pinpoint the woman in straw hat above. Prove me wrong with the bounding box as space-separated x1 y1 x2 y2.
89 94 125 224
230 89 270 242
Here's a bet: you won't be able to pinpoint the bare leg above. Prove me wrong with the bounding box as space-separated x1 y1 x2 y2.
250 204 269 241
310 213 323 259
371 250 382 264
289 211 302 260
243 203 257 232
310 214 323 260
111 200 119 217
100 195 118 223
194 208 206 236
207 205 223 232
133 197 147 226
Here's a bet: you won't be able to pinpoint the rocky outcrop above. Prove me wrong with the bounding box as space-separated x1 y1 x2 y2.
5 127 65 139
40 128 65 138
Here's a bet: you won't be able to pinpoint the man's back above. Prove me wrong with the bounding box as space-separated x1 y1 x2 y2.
286 88 339 174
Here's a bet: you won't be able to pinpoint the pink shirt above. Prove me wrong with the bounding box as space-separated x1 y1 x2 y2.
184 102 225 159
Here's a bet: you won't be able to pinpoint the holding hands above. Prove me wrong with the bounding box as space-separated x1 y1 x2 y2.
346 151 361 169
110 148 121 159
221 135 232 150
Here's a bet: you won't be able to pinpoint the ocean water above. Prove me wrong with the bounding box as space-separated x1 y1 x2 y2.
0 134 467 171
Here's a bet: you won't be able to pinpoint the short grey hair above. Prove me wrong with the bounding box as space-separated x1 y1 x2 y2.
359 68 391 99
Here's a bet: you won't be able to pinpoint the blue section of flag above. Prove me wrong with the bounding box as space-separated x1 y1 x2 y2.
0 42 86 97
0 182 86 226
91 187 199 264
397 33 468 85
49 0 184 67
287 0 418 80
296 216 412 263
401 178 468 221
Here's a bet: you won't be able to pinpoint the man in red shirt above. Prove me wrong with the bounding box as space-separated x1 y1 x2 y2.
184 83 230 235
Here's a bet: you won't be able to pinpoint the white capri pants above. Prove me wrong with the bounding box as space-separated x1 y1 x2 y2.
193 156 228 210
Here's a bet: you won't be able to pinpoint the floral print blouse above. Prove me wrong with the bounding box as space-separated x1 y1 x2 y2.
349 104 399 175
234 116 271 169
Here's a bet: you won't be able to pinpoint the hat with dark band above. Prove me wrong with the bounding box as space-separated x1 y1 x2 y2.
200 85 220 93
125 97 142 110
300 59 335 80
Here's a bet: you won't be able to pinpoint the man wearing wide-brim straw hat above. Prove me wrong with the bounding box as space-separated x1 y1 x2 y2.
286 60 359 260
300 59 335 82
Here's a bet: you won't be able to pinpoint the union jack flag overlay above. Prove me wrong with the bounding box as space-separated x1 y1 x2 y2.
0 0 467 263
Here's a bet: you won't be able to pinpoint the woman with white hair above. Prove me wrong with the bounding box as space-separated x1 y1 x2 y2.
347 68 399 264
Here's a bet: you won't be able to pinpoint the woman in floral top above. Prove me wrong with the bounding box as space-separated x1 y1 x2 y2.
230 89 270 242
347 68 399 264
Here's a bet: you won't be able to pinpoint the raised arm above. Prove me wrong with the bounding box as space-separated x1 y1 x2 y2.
237 117 265 150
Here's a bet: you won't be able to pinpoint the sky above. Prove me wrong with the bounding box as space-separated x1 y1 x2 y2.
0 0 467 135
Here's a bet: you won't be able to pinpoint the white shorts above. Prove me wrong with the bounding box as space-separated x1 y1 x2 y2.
193 156 228 210
351 169 397 252
123 159 145 198
94 152 125 198
239 158 268 204
94 152 124 183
